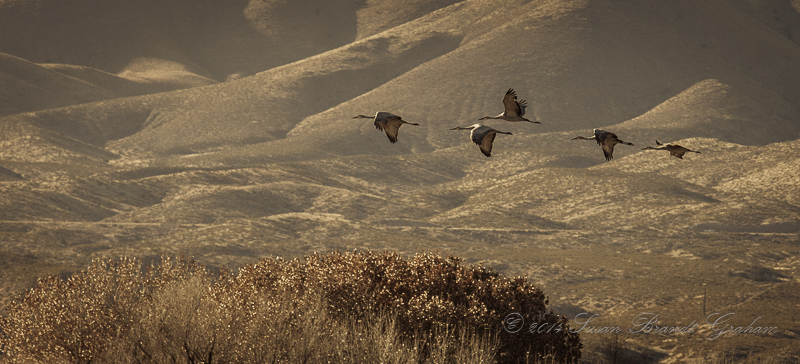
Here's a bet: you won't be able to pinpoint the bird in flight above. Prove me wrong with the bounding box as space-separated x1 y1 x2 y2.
642 140 701 159
479 88 539 123
353 112 419 143
572 129 634 161
451 123 513 157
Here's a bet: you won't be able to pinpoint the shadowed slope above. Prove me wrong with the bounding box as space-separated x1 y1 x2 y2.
40 62 215 96
0 115 121 165
354 0 462 39
0 52 219 118
494 77 800 167
0 53 119 117
0 0 366 79
0 165 23 181
726 0 800 47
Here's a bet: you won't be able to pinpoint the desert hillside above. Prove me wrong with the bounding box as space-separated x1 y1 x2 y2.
1 0 799 362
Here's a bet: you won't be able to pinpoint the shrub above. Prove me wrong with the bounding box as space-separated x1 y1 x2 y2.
219 250 582 362
0 251 581 363
0 256 208 363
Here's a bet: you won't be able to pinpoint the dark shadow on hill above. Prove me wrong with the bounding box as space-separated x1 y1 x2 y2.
243 0 367 74
26 104 153 146
0 165 24 181
729 265 789 282
665 185 720 204
690 221 800 234
550 303 595 321
377 219 439 228
545 155 600 169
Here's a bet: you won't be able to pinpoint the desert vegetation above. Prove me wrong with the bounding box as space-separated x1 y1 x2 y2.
0 251 581 363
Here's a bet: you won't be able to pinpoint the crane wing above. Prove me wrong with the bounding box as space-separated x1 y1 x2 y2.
381 117 405 143
601 141 616 161
518 99 528 117
601 133 621 161
669 146 687 159
470 125 489 145
502 88 523 117
374 117 387 130
600 132 633 160
478 132 496 157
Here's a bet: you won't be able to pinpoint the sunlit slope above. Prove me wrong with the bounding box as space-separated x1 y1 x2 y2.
203 73 800 170
426 137 800 232
621 138 800 209
100 154 466 224
96 136 800 234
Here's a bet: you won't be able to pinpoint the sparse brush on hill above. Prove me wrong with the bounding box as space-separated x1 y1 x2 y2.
0 251 581 363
